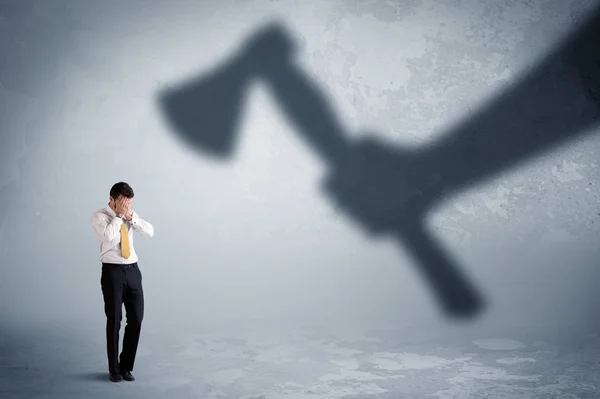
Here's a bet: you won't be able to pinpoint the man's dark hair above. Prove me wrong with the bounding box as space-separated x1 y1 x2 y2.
110 182 134 200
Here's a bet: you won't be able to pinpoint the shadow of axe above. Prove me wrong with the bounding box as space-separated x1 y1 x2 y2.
157 10 600 319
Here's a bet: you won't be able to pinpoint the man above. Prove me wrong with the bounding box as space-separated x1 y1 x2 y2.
91 182 154 382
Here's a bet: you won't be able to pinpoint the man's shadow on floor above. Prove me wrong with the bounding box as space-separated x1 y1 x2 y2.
157 9 600 319
72 372 108 381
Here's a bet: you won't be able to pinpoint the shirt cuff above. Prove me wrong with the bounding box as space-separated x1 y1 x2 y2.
131 210 140 225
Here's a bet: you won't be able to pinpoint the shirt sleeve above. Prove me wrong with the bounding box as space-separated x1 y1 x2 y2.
130 210 154 238
92 212 123 247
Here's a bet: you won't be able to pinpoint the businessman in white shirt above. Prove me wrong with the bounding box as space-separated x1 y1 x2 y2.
92 182 154 382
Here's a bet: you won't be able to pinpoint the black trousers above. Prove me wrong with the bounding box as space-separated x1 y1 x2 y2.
100 262 144 375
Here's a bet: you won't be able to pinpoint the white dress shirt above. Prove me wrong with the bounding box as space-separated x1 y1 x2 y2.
92 205 154 264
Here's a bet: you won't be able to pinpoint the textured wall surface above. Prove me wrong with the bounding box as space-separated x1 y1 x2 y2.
1 0 600 397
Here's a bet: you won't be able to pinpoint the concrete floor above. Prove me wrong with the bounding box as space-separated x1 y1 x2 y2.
2 323 599 398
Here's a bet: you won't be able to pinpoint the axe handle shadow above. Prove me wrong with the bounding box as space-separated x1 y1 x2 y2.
392 219 484 317
265 60 484 317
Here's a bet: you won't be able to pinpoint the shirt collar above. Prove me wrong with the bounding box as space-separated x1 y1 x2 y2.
105 205 116 217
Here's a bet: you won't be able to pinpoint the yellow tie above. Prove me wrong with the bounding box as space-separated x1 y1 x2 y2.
120 222 131 259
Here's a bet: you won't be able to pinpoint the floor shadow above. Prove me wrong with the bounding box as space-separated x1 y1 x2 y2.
157 8 600 319
70 371 108 382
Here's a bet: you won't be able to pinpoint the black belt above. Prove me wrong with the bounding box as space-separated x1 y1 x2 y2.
102 262 138 269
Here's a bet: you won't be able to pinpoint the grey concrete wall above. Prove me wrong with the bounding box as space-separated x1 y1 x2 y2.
1 0 599 340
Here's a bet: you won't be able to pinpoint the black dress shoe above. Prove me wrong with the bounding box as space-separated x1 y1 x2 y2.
109 373 122 382
120 370 135 381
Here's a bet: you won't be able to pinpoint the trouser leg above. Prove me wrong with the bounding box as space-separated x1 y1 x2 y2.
100 264 125 375
120 264 144 372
